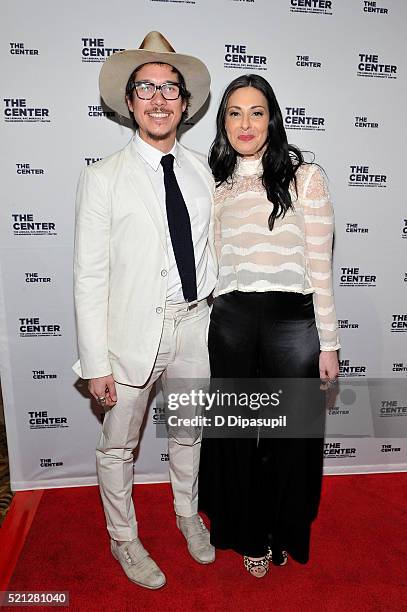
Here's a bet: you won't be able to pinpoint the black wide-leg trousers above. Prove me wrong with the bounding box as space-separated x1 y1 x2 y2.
199 291 325 562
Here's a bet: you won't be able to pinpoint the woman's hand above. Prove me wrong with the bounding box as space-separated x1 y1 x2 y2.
319 352 340 408
319 350 339 382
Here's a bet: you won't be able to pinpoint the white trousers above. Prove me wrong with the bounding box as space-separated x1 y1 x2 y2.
96 300 210 542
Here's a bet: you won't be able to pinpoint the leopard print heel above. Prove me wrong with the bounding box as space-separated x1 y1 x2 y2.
243 554 270 578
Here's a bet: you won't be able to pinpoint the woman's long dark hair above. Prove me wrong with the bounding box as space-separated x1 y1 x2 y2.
209 74 305 231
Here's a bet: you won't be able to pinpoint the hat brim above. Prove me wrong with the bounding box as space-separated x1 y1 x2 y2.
99 49 210 120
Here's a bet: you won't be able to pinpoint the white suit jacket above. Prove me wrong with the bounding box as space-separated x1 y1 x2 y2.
73 138 216 386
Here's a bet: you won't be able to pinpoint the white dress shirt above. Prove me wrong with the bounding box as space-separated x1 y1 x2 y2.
133 132 216 303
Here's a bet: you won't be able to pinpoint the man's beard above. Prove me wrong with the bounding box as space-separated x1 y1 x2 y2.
145 128 175 142
143 106 180 142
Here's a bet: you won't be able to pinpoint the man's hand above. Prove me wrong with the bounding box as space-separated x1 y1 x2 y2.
88 374 117 409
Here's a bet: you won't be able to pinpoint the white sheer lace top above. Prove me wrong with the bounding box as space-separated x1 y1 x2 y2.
213 156 340 351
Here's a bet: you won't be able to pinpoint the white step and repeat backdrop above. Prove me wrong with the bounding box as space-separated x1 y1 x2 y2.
1 0 406 490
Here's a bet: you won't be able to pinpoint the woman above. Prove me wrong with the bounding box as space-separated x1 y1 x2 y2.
198 74 340 577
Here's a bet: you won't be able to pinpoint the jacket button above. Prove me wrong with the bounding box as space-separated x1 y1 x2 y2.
161 269 168 277
156 307 163 314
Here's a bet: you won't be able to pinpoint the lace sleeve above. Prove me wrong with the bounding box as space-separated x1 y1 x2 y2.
302 166 340 351
214 206 222 261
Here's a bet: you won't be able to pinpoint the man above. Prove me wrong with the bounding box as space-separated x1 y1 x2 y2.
73 31 217 589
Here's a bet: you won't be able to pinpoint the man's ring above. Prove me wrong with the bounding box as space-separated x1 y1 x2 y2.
97 396 106 403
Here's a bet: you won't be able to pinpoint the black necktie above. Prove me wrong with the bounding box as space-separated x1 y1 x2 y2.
161 154 197 304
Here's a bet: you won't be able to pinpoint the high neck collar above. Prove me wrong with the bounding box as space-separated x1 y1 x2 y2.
235 155 263 177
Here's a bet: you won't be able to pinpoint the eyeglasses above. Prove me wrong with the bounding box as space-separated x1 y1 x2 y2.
131 80 181 100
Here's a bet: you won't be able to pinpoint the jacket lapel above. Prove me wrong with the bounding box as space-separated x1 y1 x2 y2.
179 145 218 275
179 145 214 195
124 141 167 253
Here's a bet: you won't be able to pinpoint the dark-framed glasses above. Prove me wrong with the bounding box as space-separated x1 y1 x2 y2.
132 80 181 101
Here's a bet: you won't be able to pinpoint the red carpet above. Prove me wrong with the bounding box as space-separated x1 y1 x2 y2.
2 474 407 611
0 490 43 591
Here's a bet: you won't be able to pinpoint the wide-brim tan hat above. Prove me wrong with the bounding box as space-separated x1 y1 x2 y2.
99 31 210 120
